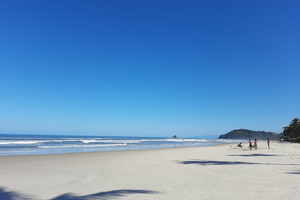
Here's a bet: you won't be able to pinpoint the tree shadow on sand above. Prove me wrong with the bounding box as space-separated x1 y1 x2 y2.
180 160 259 165
179 160 300 166
51 189 158 200
0 187 158 200
0 187 33 200
285 171 300 175
228 154 279 157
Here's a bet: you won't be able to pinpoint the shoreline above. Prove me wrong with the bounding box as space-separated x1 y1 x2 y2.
1 142 299 200
0 143 229 157
0 134 236 156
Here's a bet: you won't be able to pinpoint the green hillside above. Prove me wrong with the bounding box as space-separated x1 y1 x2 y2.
218 129 279 139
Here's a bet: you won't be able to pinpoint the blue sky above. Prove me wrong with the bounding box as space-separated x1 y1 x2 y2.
1 0 299 137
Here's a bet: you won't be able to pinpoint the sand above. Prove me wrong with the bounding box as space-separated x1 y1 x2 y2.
0 141 299 200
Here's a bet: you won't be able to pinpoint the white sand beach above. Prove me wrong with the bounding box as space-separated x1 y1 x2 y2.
0 141 299 200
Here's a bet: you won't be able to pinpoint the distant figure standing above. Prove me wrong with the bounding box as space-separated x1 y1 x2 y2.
267 138 270 149
249 139 253 150
254 139 258 150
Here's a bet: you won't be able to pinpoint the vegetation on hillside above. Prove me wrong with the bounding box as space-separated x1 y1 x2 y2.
282 118 300 142
218 129 279 139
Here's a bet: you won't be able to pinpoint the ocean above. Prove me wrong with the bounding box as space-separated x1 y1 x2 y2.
0 134 245 156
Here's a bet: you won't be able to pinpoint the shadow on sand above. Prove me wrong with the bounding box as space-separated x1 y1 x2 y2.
180 160 259 165
285 171 300 175
51 190 158 200
0 187 33 200
228 154 279 157
179 160 300 166
0 187 158 200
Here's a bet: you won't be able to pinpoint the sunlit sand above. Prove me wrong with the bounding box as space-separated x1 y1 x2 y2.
0 142 299 200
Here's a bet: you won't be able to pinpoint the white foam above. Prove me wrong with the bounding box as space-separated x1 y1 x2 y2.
140 139 183 142
139 139 208 143
0 141 41 145
39 143 128 148
214 139 248 143
182 139 208 142
0 140 63 145
80 140 99 143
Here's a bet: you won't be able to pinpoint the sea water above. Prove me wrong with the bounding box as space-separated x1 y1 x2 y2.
0 134 246 156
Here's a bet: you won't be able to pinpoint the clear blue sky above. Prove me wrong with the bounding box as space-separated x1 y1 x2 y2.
1 0 299 137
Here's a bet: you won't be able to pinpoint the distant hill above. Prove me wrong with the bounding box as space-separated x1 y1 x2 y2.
218 129 279 139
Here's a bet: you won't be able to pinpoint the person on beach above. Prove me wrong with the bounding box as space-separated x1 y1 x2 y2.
249 139 253 150
254 139 258 150
237 143 243 148
267 138 270 149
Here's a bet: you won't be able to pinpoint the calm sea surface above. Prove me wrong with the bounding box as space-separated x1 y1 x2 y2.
0 134 245 156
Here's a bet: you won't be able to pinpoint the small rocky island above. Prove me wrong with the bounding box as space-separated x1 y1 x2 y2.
218 129 279 139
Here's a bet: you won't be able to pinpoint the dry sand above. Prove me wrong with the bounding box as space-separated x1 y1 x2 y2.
0 141 299 200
